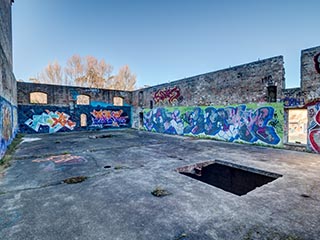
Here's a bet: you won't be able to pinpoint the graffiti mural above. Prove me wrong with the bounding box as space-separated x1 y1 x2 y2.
314 53 320 74
24 110 76 133
144 108 184 134
1 103 12 141
153 86 182 104
144 103 283 146
307 102 320 153
18 104 132 133
0 97 16 160
91 109 129 127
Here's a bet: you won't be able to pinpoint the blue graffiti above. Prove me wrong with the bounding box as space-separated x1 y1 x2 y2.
144 105 281 145
144 108 184 135
281 97 305 107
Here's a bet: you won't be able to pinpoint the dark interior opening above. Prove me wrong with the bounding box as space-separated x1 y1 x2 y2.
267 86 277 102
178 161 281 196
139 112 144 126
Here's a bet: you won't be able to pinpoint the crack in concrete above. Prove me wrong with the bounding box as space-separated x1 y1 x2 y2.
0 171 112 196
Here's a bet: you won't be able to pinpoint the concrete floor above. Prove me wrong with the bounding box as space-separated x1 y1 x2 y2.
0 129 320 240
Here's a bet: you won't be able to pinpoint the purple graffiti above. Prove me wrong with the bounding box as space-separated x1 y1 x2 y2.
153 86 182 104
91 109 128 127
144 108 184 135
144 105 281 145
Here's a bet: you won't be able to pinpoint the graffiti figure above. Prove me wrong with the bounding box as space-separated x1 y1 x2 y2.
91 109 128 127
153 86 182 104
25 110 76 133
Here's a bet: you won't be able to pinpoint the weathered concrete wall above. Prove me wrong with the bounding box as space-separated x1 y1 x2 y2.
132 56 285 129
0 0 13 69
143 103 283 147
17 82 132 106
0 0 17 159
17 82 133 134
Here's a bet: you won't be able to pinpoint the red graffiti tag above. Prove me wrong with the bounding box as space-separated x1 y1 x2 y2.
153 86 181 104
45 110 76 129
314 53 320 74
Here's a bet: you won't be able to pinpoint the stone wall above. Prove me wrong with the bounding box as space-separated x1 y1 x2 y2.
17 82 133 134
301 46 320 102
132 56 285 128
0 0 13 69
17 82 132 106
0 0 16 159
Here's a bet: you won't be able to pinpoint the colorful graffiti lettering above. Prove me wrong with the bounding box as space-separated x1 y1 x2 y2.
307 103 320 153
153 86 182 104
32 154 87 164
144 108 184 134
144 104 282 146
314 53 320 74
25 110 76 133
281 97 305 107
91 109 128 127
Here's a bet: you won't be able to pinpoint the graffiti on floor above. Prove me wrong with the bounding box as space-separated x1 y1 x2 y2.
33 154 87 164
153 86 182 104
91 109 128 127
25 110 76 133
314 53 320 74
144 104 283 146
32 154 87 172
308 102 320 153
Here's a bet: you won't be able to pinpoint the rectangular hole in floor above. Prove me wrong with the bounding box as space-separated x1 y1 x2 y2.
177 160 282 196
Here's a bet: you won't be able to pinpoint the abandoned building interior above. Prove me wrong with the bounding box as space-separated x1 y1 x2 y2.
3 1 320 239
1 0 320 159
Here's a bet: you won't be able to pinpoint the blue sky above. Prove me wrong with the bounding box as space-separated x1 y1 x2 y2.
12 0 320 89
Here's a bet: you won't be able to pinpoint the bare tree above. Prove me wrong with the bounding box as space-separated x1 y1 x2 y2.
112 65 136 91
34 61 65 85
31 55 136 90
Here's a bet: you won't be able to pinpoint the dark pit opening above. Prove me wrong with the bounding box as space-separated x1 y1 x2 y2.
104 165 111 169
178 161 282 196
